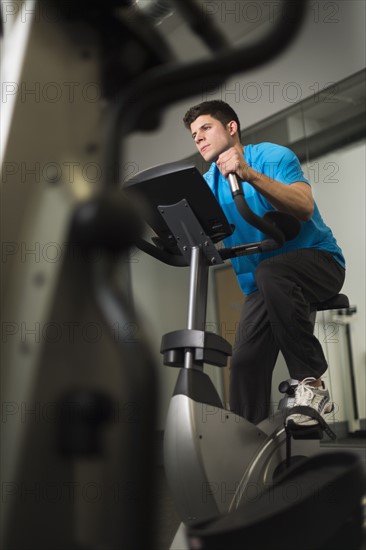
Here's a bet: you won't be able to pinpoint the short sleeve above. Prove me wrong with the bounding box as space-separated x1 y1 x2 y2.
252 144 309 186
274 147 309 185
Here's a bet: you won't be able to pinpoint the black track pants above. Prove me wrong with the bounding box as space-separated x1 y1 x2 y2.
229 249 345 424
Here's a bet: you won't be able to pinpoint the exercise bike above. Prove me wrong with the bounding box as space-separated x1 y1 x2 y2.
124 161 359 543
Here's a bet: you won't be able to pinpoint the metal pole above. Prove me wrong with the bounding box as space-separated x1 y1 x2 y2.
184 246 209 369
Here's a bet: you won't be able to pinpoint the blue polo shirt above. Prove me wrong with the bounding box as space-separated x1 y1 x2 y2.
203 142 345 295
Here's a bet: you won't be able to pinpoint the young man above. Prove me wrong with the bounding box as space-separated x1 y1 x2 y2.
183 100 345 427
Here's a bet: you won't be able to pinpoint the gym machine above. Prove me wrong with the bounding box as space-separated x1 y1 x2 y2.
125 161 364 550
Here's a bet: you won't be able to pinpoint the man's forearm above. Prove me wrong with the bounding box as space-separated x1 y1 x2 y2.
246 166 314 222
216 145 314 221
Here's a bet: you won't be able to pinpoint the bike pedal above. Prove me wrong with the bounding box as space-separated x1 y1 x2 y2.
285 420 324 440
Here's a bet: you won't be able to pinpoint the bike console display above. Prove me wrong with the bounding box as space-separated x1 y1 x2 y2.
124 161 234 255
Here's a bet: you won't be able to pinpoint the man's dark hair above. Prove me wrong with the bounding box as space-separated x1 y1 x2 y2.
183 100 241 136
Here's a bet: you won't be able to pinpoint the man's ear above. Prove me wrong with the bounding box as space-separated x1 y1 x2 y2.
228 120 238 136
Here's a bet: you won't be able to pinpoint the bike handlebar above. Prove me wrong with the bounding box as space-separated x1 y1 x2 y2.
228 174 286 246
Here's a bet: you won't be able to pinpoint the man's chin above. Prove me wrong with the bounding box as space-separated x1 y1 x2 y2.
203 152 217 163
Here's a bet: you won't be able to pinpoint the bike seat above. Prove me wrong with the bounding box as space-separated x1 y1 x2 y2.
312 293 349 312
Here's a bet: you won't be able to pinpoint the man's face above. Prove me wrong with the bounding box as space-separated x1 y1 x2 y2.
190 114 236 163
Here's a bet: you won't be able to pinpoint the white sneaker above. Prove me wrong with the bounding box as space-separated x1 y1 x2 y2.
285 377 333 427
